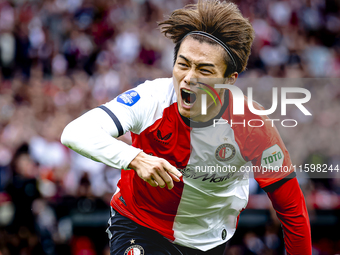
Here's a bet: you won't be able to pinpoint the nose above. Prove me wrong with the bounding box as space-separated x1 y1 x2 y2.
183 69 198 86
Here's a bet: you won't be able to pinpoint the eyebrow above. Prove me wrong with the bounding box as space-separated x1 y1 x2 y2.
178 55 216 68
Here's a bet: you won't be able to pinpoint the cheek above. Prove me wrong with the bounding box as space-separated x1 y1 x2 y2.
206 88 224 104
173 68 183 92
172 75 180 97
173 67 179 80
205 95 215 106
214 89 224 102
173 65 187 81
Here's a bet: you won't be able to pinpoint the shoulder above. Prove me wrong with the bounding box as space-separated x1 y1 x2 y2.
114 77 174 108
101 78 175 134
242 96 278 140
134 78 173 98
226 93 273 135
225 93 284 157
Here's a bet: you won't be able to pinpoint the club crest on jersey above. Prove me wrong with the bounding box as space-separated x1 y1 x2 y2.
261 144 284 171
215 143 236 162
117 90 140 106
124 245 144 255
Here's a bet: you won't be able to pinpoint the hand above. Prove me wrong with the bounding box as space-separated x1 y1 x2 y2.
128 152 182 189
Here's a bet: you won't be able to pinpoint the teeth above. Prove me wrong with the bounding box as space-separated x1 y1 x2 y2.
182 88 194 94
181 88 195 106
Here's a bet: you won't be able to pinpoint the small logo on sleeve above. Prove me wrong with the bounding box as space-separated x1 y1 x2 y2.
117 90 140 106
261 144 284 171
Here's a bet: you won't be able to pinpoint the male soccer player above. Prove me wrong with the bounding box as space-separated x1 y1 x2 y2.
61 1 312 254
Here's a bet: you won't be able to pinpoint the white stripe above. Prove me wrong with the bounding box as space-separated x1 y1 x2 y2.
201 94 207 115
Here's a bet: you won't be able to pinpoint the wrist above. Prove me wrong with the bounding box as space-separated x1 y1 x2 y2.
128 151 146 170
117 144 142 170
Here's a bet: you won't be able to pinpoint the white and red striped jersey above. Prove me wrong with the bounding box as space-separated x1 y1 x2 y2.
100 78 294 251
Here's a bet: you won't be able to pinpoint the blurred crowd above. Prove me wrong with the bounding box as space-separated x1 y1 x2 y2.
0 0 340 254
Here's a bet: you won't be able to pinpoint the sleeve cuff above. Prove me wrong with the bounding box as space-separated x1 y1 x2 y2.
119 145 143 170
262 172 296 193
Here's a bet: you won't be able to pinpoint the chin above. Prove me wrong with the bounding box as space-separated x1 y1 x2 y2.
179 108 190 118
180 108 201 120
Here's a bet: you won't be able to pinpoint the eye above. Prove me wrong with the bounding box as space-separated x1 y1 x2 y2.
200 69 212 74
178 62 188 67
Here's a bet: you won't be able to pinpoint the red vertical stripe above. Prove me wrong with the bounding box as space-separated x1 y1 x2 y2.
111 103 191 241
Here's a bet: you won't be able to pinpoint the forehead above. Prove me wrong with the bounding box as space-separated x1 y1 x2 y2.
177 36 227 68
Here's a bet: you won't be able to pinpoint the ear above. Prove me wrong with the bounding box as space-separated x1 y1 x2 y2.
225 72 238 85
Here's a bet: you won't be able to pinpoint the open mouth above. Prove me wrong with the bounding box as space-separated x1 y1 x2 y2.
181 88 197 106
